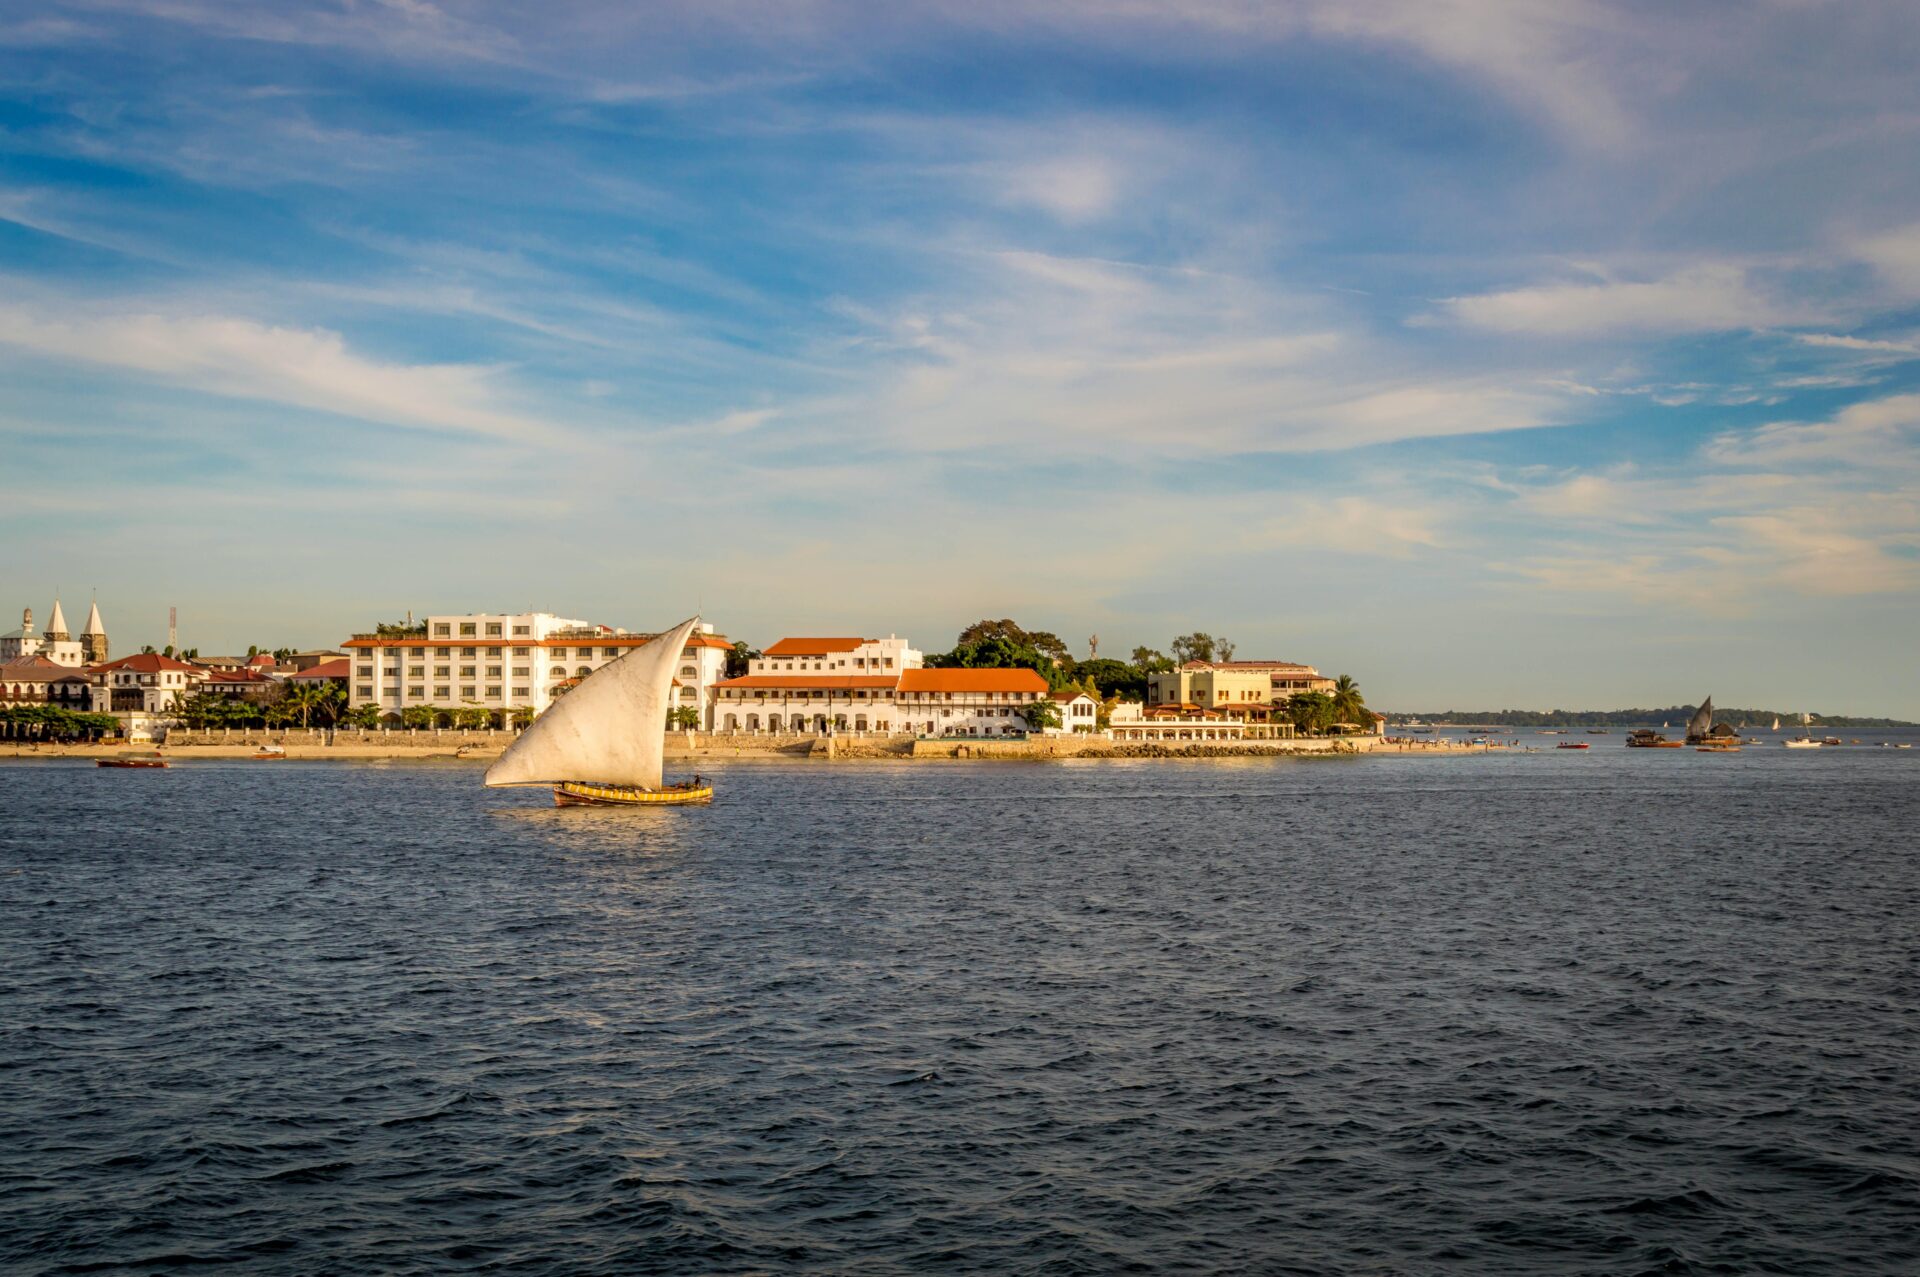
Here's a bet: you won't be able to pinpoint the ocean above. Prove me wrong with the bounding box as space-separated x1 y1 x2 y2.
3 748 1916 1274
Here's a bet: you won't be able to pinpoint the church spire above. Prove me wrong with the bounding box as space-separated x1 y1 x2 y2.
81 595 109 664
44 596 70 641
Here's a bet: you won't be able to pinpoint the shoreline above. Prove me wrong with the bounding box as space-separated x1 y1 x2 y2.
3 736 1496 763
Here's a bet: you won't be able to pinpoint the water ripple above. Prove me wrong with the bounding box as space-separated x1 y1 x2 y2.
2 752 1917 1274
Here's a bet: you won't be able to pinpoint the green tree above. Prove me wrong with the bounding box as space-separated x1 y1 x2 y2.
1171 632 1232 665
725 641 758 679
1070 657 1146 701
668 705 700 730
1329 675 1367 728
1284 691 1336 735
930 633 1072 690
281 683 325 729
1130 646 1173 673
342 704 382 729
509 706 536 729
955 619 1071 665
1019 698 1061 731
401 706 436 730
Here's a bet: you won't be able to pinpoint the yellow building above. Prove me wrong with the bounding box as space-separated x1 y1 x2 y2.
1147 660 1337 714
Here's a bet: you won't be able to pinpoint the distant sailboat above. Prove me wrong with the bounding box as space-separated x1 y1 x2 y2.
484 616 713 806
1771 716 1780 731
1685 696 1714 745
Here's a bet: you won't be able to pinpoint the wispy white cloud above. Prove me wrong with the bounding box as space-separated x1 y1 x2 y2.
1437 265 1806 337
1705 392 1920 468
0 296 556 441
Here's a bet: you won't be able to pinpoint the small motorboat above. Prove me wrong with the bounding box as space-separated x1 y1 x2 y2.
1556 741 1590 750
98 755 168 769
1696 743 1741 753
251 745 287 760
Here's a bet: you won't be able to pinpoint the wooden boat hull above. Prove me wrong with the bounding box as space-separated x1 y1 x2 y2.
553 781 713 807
1556 742 1589 750
97 758 168 769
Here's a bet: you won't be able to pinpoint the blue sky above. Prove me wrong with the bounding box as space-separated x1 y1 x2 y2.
3 1 1919 714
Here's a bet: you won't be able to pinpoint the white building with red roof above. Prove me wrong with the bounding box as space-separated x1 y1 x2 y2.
341 610 734 726
86 652 210 715
712 636 1052 737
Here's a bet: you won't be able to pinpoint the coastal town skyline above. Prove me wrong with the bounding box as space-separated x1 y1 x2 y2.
4 588 1913 722
4 4 1919 717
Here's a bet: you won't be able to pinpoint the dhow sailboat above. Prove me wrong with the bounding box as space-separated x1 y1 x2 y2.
484 616 714 806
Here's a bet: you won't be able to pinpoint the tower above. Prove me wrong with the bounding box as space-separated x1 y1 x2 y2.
82 597 109 664
43 597 70 642
19 606 29 636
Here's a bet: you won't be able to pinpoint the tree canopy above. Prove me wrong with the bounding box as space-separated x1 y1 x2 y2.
954 618 1071 664
1072 657 1147 701
929 622 1074 690
725 641 758 679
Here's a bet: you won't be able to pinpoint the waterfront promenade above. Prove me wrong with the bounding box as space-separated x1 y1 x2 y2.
4 729 1491 763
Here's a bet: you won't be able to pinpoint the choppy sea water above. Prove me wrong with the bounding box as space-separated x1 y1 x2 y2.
2 747 1917 1275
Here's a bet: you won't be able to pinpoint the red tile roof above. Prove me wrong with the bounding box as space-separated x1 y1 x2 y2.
93 652 201 674
716 675 899 690
898 668 1050 694
762 637 870 656
290 658 351 680
205 668 274 684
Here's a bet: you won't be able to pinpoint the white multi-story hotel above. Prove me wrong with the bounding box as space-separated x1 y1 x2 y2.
341 611 734 724
711 635 1052 736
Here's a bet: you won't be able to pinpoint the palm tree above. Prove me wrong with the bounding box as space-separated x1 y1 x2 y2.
1330 675 1366 727
281 683 325 729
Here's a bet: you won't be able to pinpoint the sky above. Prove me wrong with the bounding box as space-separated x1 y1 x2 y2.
2 1 1919 714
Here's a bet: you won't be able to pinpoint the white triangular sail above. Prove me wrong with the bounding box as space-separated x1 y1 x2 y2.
484 616 699 789
1686 696 1713 739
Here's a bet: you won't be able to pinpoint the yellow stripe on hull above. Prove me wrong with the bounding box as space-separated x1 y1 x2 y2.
553 781 713 807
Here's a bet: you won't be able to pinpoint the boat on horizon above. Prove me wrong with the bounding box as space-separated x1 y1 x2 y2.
98 754 167 769
1784 713 1820 748
1556 741 1589 750
483 616 714 807
1625 729 1682 748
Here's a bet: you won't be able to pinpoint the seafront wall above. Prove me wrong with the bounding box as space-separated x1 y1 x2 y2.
0 729 1483 763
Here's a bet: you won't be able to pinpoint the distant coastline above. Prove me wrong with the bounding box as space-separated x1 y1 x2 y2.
1385 707 1916 729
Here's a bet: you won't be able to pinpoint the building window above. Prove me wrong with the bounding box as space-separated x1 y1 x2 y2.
576 666 591 677
459 623 476 636
462 646 477 657
435 686 451 698
512 647 529 658
408 666 424 678
433 624 450 637
357 685 373 699
485 687 501 699
486 666 502 678
435 665 450 677
460 666 476 677
408 686 424 698
461 686 477 698
485 623 502 636
512 624 530 636
512 686 529 698
604 647 619 659
512 666 529 678
357 664 373 677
